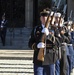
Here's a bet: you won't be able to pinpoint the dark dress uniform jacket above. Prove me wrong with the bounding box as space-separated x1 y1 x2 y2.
0 20 7 34
28 25 59 66
0 20 7 45
28 25 43 66
59 33 70 75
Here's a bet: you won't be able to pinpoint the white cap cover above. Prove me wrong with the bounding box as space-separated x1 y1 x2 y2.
50 11 54 16
54 13 61 17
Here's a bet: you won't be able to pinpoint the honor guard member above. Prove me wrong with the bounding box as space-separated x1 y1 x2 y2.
70 24 74 71
70 24 74 46
53 12 62 75
58 26 70 75
54 13 70 75
28 8 51 75
0 13 7 46
28 8 60 75
65 22 74 74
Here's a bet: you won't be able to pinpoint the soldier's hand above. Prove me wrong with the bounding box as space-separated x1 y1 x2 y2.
41 28 49 35
1 21 4 24
37 42 45 48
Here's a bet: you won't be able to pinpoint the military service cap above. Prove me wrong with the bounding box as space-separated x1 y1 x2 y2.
40 8 50 16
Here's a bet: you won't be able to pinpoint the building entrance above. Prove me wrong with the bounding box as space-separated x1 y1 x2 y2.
0 0 25 28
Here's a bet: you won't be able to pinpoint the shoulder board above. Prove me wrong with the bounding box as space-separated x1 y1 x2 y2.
34 25 42 36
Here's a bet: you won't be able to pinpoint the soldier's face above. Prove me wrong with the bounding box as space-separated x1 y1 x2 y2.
55 17 60 23
2 16 5 20
59 18 64 27
40 16 51 25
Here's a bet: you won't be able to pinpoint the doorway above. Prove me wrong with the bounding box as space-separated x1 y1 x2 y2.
0 0 25 28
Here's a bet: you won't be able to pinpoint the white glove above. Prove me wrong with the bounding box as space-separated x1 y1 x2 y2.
68 21 73 25
1 21 4 23
37 42 45 48
41 28 49 35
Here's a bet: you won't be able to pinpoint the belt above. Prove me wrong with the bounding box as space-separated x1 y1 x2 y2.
47 49 56 53
61 43 67 46
67 44 73 46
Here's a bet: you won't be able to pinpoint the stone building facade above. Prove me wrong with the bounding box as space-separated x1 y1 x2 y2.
0 0 74 28
67 0 74 20
25 0 33 28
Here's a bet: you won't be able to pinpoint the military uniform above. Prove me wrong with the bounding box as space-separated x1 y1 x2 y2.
58 27 70 75
28 24 61 75
28 8 61 75
0 17 7 46
29 25 60 63
28 25 43 66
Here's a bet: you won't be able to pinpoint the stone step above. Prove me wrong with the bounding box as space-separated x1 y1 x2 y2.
0 50 33 53
0 50 33 58
0 50 34 75
0 60 33 64
0 53 33 58
0 46 31 50
0 73 33 75
0 64 33 68
0 60 33 75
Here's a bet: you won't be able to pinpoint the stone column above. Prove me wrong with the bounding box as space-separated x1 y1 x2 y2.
67 0 74 20
25 0 33 28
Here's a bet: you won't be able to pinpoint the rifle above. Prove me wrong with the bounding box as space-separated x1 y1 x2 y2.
63 4 67 17
68 10 73 25
64 10 73 25
58 4 67 27
56 0 61 9
68 10 73 20
37 0 61 62
37 11 51 61
51 0 62 26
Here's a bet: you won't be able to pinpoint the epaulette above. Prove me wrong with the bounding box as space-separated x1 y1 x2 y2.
34 25 42 37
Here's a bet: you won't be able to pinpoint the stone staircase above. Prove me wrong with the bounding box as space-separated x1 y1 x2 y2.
0 50 34 75
0 27 32 49
0 27 34 75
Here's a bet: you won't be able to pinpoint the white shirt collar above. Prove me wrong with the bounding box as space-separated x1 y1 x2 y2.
42 24 45 28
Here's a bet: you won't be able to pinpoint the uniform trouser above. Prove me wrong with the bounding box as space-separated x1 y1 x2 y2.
68 44 74 72
71 39 74 49
62 44 74 75
0 29 6 46
43 64 55 75
55 59 60 75
66 56 70 75
1 34 6 45
60 44 68 75
65 44 70 75
67 55 72 75
34 64 44 75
